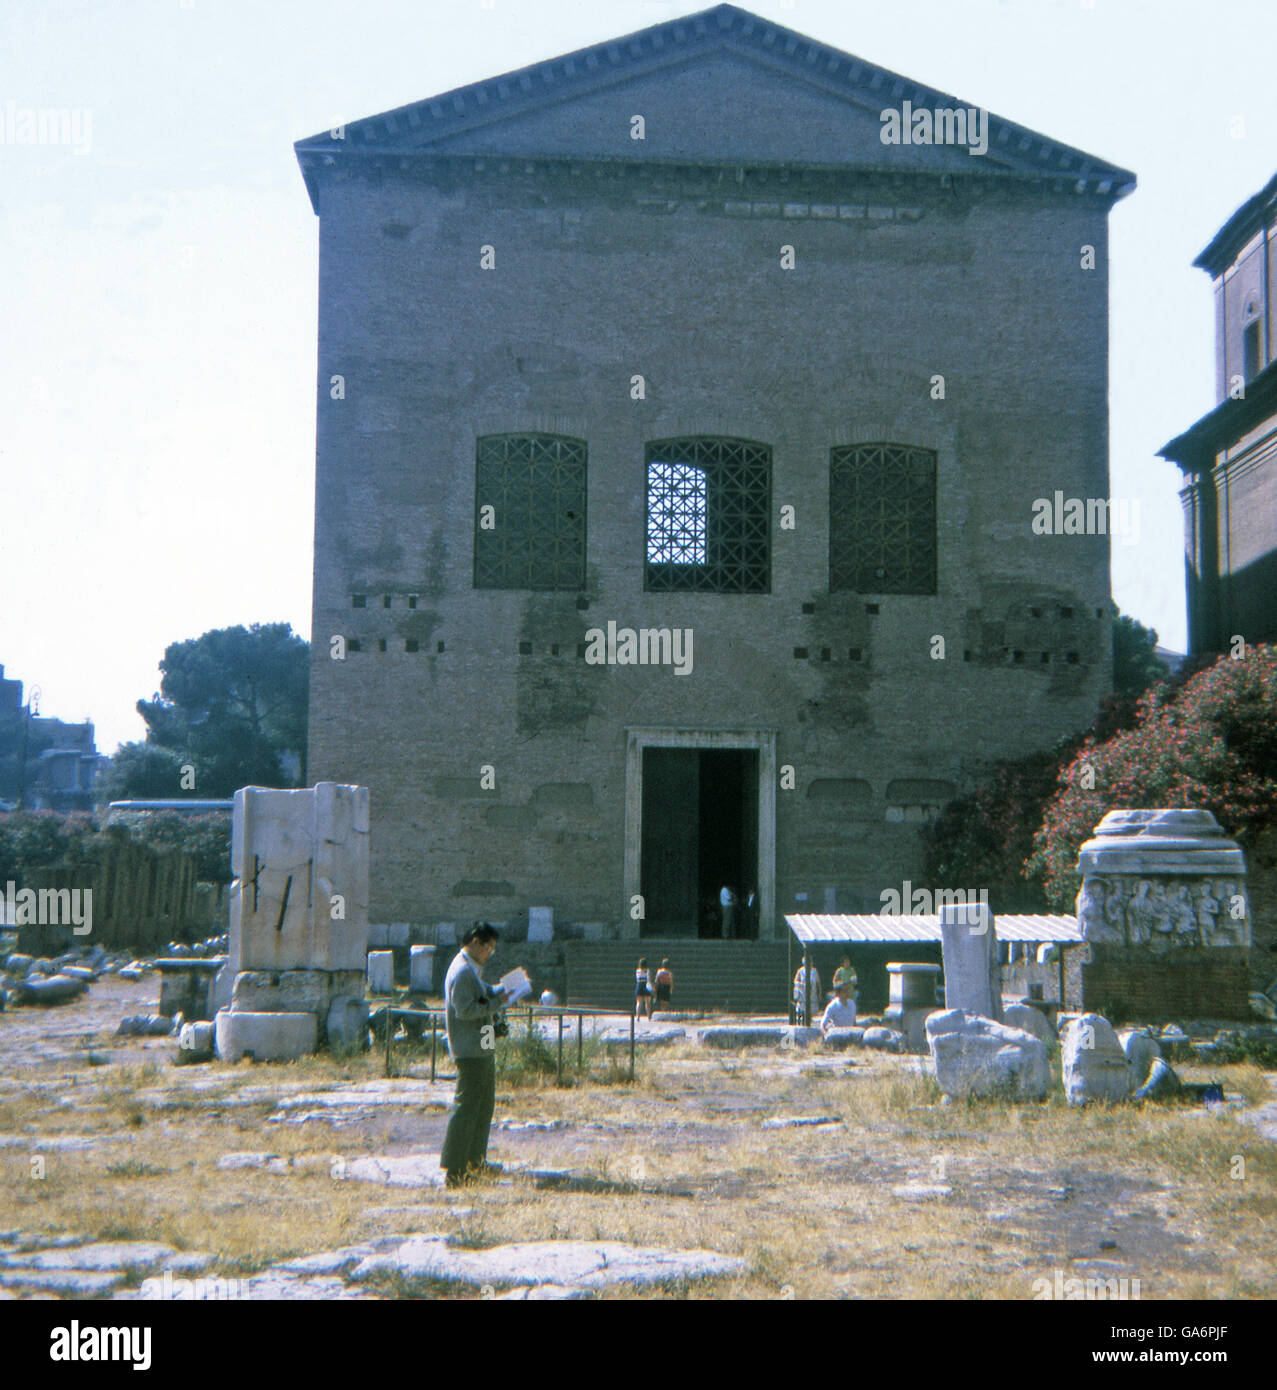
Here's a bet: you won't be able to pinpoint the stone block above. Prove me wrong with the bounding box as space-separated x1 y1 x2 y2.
228 782 369 975
1061 1013 1129 1106
409 945 435 993
862 1026 906 1052
435 923 456 945
528 907 554 943
1117 1028 1161 1090
387 923 410 948
233 969 330 1014
214 1008 317 1063
821 1026 864 1049
367 923 391 948
1132 1056 1181 1102
1003 1002 1055 1045
581 923 605 942
367 951 394 994
939 903 1001 1021
925 1008 1051 1100
326 996 370 1052
698 1025 821 1049
178 1021 215 1059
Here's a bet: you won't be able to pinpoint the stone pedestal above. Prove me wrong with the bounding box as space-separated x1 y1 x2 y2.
1075 809 1252 1021
367 951 394 995
214 782 370 1061
409 944 435 994
939 903 1001 1021
883 962 941 1053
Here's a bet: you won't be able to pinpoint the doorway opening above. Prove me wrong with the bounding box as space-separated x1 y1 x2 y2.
639 747 759 938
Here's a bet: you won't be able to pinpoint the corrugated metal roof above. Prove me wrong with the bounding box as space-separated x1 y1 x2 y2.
785 914 1082 944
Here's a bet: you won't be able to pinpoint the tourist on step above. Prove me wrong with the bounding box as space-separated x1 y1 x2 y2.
654 958 674 1010
832 955 857 1003
793 961 822 1025
635 957 653 1019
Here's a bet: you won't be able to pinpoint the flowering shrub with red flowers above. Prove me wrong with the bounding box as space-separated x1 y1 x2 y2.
1028 645 1277 908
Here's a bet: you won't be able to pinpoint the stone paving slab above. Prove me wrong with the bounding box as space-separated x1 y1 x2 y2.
349 1235 746 1290
760 1115 841 1130
0 1242 211 1273
0 1268 122 1295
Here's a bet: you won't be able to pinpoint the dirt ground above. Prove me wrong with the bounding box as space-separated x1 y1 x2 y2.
0 976 1274 1299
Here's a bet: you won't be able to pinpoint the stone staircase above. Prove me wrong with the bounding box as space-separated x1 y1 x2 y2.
564 940 793 1013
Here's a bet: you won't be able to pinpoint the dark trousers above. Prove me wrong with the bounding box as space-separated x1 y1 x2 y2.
441 1055 496 1176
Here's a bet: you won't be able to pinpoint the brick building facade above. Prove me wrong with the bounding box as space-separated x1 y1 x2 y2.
297 5 1132 942
1161 170 1277 656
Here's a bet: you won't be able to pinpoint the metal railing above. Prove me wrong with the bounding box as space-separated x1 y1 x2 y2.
378 1000 637 1083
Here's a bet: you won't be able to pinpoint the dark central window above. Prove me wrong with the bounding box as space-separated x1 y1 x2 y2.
645 437 770 593
829 442 937 595
473 433 586 590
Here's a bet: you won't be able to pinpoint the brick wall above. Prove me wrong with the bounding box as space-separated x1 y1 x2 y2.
1081 947 1251 1023
307 154 1117 935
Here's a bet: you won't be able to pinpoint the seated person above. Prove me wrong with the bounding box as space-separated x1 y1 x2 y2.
820 981 858 1034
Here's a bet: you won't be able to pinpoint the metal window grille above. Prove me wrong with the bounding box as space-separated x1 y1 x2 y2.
829 443 937 595
644 437 770 593
473 434 587 590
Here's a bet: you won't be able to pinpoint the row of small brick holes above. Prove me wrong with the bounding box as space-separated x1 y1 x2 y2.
343 639 1083 663
353 596 1105 618
346 597 1100 658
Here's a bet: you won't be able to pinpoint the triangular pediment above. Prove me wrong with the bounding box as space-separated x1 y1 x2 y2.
296 5 1133 206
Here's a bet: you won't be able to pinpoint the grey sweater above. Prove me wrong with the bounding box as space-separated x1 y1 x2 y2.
444 949 504 1060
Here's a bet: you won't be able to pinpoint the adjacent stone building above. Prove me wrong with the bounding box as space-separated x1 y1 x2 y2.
297 4 1133 945
0 664 105 812
1161 170 1277 656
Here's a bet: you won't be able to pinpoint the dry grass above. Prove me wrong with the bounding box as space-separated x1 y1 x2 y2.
0 1026 1273 1299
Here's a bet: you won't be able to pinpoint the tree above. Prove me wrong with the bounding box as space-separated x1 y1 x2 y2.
96 743 189 802
922 610 1188 905
107 623 309 800
1112 612 1169 700
1027 644 1277 908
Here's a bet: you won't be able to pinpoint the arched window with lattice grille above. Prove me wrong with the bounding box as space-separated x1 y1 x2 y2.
472 433 587 590
829 443 937 595
644 437 771 593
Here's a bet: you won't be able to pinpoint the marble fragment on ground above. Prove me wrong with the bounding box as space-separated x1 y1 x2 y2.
925 1008 1050 1100
1061 1013 1131 1105
349 1236 745 1289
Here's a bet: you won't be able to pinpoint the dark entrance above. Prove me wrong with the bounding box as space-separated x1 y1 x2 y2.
639 746 759 938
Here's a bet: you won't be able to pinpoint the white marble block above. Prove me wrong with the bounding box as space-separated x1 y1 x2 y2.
409 944 435 993
367 950 394 994
228 782 369 974
528 907 554 943
214 1008 317 1063
939 903 1001 1021
925 1008 1050 1100
1061 1013 1130 1105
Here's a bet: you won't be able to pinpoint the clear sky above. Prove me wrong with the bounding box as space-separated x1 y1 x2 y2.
2 0 1274 754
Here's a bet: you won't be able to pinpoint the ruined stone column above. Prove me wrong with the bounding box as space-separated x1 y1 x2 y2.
214 782 370 1061
1075 808 1251 1021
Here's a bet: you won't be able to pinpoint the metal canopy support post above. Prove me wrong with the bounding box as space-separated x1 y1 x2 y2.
577 1012 583 1071
430 1013 437 1083
804 947 811 1027
629 1011 636 1080
557 1013 564 1084
787 927 793 1024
